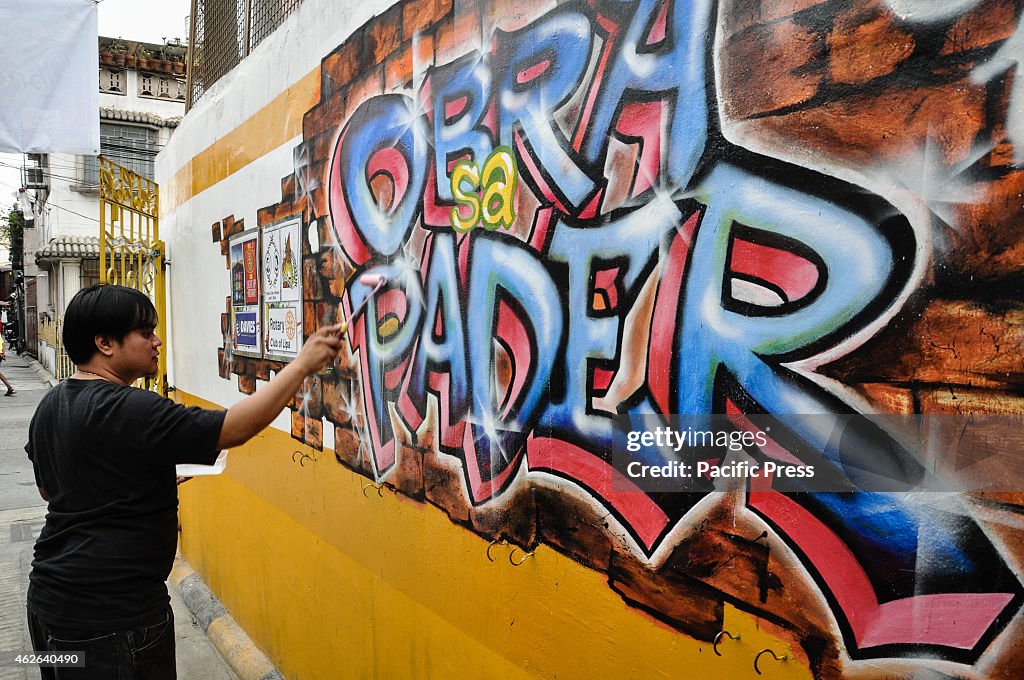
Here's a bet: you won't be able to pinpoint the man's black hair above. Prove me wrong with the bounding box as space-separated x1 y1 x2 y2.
63 284 158 365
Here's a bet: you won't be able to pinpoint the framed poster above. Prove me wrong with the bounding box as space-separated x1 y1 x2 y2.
262 218 303 360
228 229 262 356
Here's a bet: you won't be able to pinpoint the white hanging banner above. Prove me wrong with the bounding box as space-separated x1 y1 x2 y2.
0 0 100 154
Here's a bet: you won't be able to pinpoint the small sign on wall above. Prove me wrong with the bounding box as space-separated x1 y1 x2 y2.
265 304 300 355
229 229 262 356
234 309 259 347
243 238 260 304
262 218 302 360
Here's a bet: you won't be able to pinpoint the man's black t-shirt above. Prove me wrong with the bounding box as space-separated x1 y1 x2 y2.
25 378 226 629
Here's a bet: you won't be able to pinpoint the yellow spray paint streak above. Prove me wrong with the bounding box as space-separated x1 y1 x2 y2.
176 391 811 680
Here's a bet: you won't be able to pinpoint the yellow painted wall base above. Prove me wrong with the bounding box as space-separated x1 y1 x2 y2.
177 391 810 679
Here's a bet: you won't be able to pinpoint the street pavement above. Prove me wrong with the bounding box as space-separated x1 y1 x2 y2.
0 353 238 680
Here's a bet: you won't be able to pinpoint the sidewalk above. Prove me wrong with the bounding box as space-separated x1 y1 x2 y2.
0 352 238 680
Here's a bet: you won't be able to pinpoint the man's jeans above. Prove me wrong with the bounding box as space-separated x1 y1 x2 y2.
26 605 176 680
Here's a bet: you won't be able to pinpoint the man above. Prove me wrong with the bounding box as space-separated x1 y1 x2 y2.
0 300 12 395
0 326 13 396
25 284 342 679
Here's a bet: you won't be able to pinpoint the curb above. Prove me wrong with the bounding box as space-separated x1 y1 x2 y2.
169 555 284 680
22 355 59 387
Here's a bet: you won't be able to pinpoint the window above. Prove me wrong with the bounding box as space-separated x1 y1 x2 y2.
81 259 100 289
138 74 187 101
81 123 158 185
99 67 125 94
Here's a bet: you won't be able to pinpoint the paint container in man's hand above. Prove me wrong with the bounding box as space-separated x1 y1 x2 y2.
337 273 388 335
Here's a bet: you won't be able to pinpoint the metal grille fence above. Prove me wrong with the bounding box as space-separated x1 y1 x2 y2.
187 0 306 110
38 316 75 381
99 157 168 395
25 278 37 357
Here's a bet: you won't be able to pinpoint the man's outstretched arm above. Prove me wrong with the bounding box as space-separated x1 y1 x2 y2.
217 323 343 449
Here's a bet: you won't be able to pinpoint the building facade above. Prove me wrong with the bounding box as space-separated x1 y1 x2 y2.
23 37 185 376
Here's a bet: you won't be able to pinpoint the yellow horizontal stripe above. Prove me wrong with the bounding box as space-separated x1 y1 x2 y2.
165 67 320 213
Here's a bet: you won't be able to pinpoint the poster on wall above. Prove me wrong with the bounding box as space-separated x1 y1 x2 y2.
262 218 302 359
229 229 261 356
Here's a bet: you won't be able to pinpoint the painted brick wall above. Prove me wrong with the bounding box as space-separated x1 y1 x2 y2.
200 0 1024 676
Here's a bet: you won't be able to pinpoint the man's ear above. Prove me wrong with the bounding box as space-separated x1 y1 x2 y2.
94 334 117 357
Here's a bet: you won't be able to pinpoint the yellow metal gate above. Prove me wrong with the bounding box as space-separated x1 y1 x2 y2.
99 157 168 394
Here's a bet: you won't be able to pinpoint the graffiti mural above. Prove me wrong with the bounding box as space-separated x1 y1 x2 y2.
212 0 1024 675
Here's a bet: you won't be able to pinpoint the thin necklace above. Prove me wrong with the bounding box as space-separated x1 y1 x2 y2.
75 370 128 386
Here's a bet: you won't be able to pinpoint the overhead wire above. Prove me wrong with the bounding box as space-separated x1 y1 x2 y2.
0 179 101 224
20 143 167 164
0 161 90 186
0 158 157 187
1 138 169 176
5 146 164 169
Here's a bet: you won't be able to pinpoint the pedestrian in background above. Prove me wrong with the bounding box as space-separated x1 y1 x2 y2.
24 284 342 679
0 325 14 396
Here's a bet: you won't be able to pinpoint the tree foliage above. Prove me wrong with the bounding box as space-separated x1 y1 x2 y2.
1 204 25 267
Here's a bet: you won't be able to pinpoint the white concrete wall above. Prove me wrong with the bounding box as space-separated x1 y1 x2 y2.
38 343 56 377
158 0 380 173
156 0 391 409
